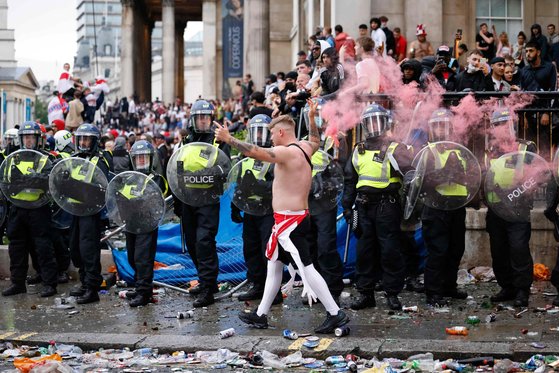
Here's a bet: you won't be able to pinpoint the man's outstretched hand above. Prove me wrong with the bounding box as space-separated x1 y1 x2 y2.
214 121 231 143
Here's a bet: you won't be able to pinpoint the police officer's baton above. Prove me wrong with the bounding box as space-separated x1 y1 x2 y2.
101 195 173 242
343 223 351 265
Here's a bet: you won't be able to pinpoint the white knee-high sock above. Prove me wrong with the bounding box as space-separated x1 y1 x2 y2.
256 260 283 316
303 264 340 315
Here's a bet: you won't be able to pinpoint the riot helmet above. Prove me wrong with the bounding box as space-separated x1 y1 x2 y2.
361 103 392 138
190 100 214 134
490 108 517 138
75 123 100 154
303 97 326 131
18 121 42 150
130 140 155 174
54 130 75 153
3 128 20 152
248 114 272 148
428 108 454 142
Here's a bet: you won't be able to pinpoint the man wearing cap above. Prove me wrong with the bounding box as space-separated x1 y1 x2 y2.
430 46 457 91
484 57 510 91
407 24 434 61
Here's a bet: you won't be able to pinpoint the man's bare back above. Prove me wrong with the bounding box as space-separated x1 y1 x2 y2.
272 142 313 212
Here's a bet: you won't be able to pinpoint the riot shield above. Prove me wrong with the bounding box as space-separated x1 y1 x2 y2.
0 193 7 227
406 141 481 215
309 150 344 215
227 158 273 216
0 149 52 209
49 157 108 216
167 142 231 207
403 166 425 220
485 151 554 223
106 171 165 234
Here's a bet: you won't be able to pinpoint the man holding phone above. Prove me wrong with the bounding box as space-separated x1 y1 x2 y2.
456 49 490 92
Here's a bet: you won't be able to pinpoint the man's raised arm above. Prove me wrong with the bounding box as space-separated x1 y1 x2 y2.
214 121 286 163
304 98 321 154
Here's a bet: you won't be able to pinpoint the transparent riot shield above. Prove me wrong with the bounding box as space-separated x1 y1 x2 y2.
227 158 273 216
167 142 231 207
0 149 52 209
485 151 554 223
106 171 165 234
49 157 108 216
309 150 344 215
406 141 481 215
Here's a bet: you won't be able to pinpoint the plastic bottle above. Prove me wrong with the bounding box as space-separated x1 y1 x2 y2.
445 326 469 336
133 348 154 357
407 352 434 361
261 350 287 369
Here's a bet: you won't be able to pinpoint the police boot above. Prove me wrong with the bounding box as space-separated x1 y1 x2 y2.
350 293 376 310
57 272 69 284
426 293 448 307
76 289 100 304
443 288 468 299
490 288 516 302
239 309 268 329
27 274 42 285
314 310 349 334
40 286 57 298
405 277 425 293
129 293 153 307
513 289 529 307
70 285 87 297
193 289 215 308
2 283 26 296
237 283 264 301
385 293 402 311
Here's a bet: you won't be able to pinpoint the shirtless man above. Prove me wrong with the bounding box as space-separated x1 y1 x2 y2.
214 100 349 334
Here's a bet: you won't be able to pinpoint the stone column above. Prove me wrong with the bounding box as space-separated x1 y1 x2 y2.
175 21 186 103
120 0 136 99
202 0 217 99
162 0 176 105
243 0 269 91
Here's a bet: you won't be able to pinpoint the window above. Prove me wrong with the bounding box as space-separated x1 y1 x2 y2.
104 68 111 78
476 0 523 40
104 44 112 55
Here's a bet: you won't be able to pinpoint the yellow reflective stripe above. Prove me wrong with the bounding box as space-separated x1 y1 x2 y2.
311 151 329 177
241 158 270 180
353 142 402 189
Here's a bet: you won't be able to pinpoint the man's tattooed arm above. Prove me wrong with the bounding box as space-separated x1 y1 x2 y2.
228 137 278 161
306 109 321 154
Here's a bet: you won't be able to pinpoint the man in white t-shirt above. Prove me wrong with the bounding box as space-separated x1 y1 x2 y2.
370 17 387 57
355 36 381 93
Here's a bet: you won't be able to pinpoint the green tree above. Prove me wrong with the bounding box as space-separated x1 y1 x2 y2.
35 99 48 124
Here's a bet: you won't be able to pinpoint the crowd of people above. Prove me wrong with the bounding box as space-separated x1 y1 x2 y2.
1 17 559 335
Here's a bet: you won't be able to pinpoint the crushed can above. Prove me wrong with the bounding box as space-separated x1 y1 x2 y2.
325 355 345 365
335 325 350 337
177 310 194 319
219 327 235 339
282 329 299 340
402 305 418 312
485 313 496 323
347 360 358 372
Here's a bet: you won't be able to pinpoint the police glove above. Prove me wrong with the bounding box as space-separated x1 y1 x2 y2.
544 206 559 223
343 209 353 224
231 203 243 223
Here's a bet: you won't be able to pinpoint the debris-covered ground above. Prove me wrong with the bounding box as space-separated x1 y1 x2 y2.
1 275 559 372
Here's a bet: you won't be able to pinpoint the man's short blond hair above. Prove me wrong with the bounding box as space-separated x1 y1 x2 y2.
269 115 296 130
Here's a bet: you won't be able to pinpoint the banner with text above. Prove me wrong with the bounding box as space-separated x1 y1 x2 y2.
222 0 244 99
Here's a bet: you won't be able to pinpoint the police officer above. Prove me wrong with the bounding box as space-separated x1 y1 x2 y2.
118 140 168 307
232 115 281 305
421 108 472 307
68 123 112 304
342 104 413 311
1 121 58 298
485 108 536 307
175 99 230 307
303 99 345 304
1 128 20 161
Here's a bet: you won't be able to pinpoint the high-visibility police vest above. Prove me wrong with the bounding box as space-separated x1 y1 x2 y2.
119 174 169 201
427 144 468 197
352 142 401 189
241 158 270 181
311 150 330 177
6 153 49 201
68 155 109 204
177 142 219 189
485 143 527 203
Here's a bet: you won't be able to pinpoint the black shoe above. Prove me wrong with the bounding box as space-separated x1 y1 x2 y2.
129 294 152 307
314 310 349 334
40 286 57 298
350 293 376 310
490 288 516 302
76 289 100 304
443 289 468 299
385 294 402 311
272 291 283 305
188 284 218 295
374 281 384 292
70 285 87 297
125 290 137 299
513 289 529 307
57 272 69 284
193 290 214 308
2 284 26 296
405 277 425 293
237 284 264 301
239 309 268 329
553 295 559 307
426 294 448 307
27 274 42 285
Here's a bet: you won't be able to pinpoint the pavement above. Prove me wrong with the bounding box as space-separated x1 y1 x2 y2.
1 278 559 365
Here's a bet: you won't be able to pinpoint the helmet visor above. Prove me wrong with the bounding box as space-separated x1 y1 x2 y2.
21 134 38 150
490 116 517 138
193 114 213 133
362 115 389 138
76 135 96 152
249 125 271 147
132 153 152 173
428 119 452 142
